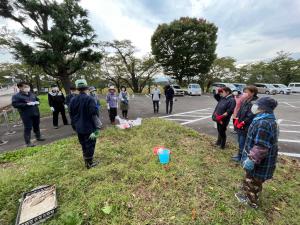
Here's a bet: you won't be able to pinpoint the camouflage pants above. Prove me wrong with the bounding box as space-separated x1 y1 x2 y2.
242 173 264 205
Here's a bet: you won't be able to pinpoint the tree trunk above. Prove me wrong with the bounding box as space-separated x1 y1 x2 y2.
132 78 140 93
60 75 72 94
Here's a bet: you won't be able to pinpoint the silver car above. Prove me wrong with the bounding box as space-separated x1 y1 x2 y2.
272 84 291 95
254 83 277 95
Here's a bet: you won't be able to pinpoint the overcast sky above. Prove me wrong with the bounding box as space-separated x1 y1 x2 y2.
1 0 300 64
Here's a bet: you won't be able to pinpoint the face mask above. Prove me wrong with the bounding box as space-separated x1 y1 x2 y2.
232 91 238 96
251 104 259 114
23 87 30 93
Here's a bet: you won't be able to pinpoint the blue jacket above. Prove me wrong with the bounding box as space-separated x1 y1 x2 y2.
212 94 236 125
69 93 99 134
12 92 40 118
241 113 278 181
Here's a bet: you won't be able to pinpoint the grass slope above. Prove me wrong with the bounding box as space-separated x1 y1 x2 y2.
0 119 299 225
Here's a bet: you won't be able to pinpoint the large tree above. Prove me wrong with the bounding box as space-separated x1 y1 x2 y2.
103 40 159 93
0 0 102 93
151 17 218 85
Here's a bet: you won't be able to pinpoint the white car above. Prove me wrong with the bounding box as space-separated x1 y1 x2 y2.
171 84 185 96
272 84 291 95
210 82 237 94
288 83 300 93
187 83 202 96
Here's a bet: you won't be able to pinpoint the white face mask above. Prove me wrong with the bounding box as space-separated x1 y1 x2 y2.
251 104 259 114
23 87 30 93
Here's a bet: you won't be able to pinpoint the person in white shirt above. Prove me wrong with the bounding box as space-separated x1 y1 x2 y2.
151 84 161 113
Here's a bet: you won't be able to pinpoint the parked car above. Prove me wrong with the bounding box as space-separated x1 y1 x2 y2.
210 82 237 94
187 83 202 96
253 83 277 95
288 83 300 93
272 84 291 94
171 84 185 96
233 83 246 92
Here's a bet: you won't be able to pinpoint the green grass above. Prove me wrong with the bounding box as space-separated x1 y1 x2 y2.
0 119 299 225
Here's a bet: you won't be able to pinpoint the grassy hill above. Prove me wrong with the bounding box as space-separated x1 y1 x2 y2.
0 119 299 225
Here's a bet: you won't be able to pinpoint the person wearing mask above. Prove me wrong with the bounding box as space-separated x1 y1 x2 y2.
106 86 118 124
212 87 236 149
232 86 259 162
151 84 161 114
89 86 101 113
48 85 68 129
69 79 102 169
12 82 45 147
165 84 175 114
65 86 77 108
235 97 278 209
119 86 129 119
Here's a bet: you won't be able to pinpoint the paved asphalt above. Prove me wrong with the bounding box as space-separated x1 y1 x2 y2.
1 93 300 158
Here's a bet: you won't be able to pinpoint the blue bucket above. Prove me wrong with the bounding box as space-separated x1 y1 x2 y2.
158 149 170 164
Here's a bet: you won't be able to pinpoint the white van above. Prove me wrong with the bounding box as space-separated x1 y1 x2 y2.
187 83 202 96
288 83 300 93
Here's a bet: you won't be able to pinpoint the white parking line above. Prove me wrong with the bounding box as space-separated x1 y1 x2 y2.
279 139 300 143
279 152 300 158
280 130 300 134
181 115 212 125
280 124 300 127
282 102 300 108
159 108 212 118
166 118 191 122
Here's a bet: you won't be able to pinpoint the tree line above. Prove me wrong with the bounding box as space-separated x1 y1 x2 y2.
0 0 299 93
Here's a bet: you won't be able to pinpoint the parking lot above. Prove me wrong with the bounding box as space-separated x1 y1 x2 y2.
157 93 300 157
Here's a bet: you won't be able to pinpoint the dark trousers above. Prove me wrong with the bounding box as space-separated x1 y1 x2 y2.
109 108 117 123
237 132 247 157
242 173 264 205
122 110 128 118
53 107 68 126
166 98 173 114
153 101 159 113
77 133 96 160
216 123 227 148
21 115 41 144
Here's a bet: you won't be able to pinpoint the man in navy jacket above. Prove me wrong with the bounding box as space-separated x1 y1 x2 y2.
69 79 102 169
12 82 45 147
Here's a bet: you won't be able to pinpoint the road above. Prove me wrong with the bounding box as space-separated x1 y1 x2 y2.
1 93 300 158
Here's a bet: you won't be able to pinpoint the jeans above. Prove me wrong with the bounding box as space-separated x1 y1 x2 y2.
166 98 173 114
237 132 247 157
153 101 159 112
21 115 41 144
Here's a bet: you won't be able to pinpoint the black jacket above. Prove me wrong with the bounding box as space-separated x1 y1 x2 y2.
165 87 175 99
65 93 77 108
212 94 236 125
48 92 65 109
12 92 40 117
69 93 99 134
236 96 258 133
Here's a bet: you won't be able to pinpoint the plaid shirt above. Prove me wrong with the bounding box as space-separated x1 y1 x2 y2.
241 113 279 181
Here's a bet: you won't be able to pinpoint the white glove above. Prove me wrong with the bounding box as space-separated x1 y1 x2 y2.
107 105 110 110
50 107 55 112
27 102 35 106
64 104 68 109
35 101 40 105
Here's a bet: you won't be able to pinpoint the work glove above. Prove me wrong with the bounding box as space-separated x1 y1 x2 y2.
233 118 239 127
50 107 55 112
107 105 110 110
34 101 40 105
237 121 245 129
64 104 68 109
216 114 225 123
89 129 100 140
26 102 35 106
242 157 255 171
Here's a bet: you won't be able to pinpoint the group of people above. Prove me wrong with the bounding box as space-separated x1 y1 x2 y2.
212 85 279 208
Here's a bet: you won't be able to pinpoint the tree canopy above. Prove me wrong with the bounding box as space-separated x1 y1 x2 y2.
151 17 218 85
0 0 102 93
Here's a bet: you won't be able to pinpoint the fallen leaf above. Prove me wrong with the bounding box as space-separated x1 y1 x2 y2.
102 205 112 215
274 207 281 211
192 208 196 220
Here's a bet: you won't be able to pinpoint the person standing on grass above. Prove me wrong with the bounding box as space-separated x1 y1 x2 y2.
89 86 101 114
48 85 68 129
212 87 236 149
165 84 175 114
235 97 278 209
232 86 258 162
69 79 102 169
106 86 118 124
12 82 45 147
151 84 161 113
119 86 129 119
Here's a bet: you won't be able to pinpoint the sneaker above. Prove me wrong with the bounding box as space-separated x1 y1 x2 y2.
85 159 99 169
231 155 241 162
247 201 258 209
235 192 248 203
27 143 36 147
36 137 45 141
54 126 58 129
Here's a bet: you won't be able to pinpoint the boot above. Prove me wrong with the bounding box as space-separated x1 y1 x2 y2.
27 143 36 147
85 158 99 169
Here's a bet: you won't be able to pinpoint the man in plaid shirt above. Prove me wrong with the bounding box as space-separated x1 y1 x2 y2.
235 97 278 208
